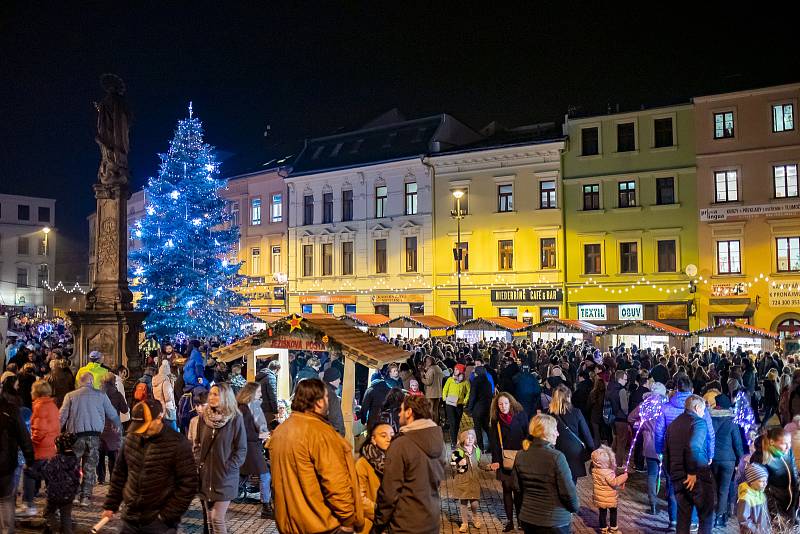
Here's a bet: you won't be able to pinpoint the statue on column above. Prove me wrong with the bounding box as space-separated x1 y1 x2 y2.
94 73 131 185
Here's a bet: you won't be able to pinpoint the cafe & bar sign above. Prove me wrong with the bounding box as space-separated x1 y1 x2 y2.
491 288 563 303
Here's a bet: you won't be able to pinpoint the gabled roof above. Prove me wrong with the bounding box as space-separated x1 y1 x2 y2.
457 317 527 332
605 320 688 337
691 322 779 340
341 314 390 327
383 315 456 330
526 318 604 335
289 113 482 176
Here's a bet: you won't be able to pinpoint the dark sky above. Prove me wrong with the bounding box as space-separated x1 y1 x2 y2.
1 3 796 265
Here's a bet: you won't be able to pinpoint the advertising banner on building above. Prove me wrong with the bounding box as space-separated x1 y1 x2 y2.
769 281 800 308
700 201 800 222
372 294 426 303
491 288 563 303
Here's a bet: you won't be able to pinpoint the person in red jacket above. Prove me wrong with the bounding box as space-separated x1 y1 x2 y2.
19 379 60 516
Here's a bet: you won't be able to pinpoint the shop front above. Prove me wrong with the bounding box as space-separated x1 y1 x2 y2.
489 287 563 325
298 295 358 315
604 320 689 352
571 301 691 331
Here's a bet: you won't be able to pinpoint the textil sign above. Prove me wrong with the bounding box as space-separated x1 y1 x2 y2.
700 201 800 222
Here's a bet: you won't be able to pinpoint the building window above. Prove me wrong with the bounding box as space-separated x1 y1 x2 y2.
342 190 353 221
271 194 282 222
374 304 389 316
38 237 47 256
453 307 473 322
375 239 387 274
405 237 417 272
451 189 468 214
617 122 636 152
455 242 468 272
322 192 333 224
619 242 638 273
581 127 599 156
773 103 794 132
375 186 387 218
657 240 677 273
715 170 738 202
584 243 601 274
654 117 674 148
303 245 314 277
777 237 800 272
251 198 261 225
326 304 335 314
618 181 636 208
540 180 556 209
405 182 418 215
345 304 356 315
583 184 600 210
230 201 240 226
717 240 741 274
271 246 281 274
498 307 518 320
18 237 28 255
656 177 675 205
18 205 29 221
303 195 314 225
342 241 354 275
302 304 313 314
16 267 28 288
38 206 50 223
498 184 513 212
250 247 260 275
37 264 48 288
541 307 559 319
498 240 513 271
714 111 734 139
322 243 333 276
774 164 798 198
540 237 556 269
410 303 424 316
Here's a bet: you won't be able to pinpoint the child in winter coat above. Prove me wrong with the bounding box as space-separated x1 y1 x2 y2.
41 433 81 534
450 429 491 532
591 445 628 533
737 463 771 533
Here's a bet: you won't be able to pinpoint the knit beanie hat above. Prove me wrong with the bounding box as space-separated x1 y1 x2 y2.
745 463 768 484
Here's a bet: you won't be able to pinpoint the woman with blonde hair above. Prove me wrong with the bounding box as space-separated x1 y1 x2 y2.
489 392 528 532
549 384 594 484
195 382 247 534
513 414 579 533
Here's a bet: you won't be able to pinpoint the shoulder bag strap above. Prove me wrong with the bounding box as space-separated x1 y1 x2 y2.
556 413 586 450
496 422 504 451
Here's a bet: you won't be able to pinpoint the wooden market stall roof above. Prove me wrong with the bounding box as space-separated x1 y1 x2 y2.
383 315 456 330
604 320 689 337
691 322 779 340
341 313 391 327
526 318 605 335
457 316 527 332
212 315 409 368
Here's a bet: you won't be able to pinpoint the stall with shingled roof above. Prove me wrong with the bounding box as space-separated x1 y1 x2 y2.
455 316 527 343
603 320 689 351
381 315 456 340
524 318 605 345
689 322 779 354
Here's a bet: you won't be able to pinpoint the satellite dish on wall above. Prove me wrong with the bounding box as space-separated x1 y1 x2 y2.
685 264 698 277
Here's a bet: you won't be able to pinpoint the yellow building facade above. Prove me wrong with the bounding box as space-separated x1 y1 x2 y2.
429 138 566 323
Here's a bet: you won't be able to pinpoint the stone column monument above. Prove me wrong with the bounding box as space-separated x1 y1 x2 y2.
69 74 148 374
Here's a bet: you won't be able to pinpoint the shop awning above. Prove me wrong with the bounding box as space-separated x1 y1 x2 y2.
384 315 456 330
457 317 527 332
691 322 779 340
605 320 689 337
526 318 605 335
340 314 390 327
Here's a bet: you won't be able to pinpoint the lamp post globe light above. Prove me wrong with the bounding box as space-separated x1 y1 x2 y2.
273 272 289 313
451 190 465 323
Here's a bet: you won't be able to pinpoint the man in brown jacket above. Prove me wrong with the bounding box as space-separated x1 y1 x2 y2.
269 378 364 534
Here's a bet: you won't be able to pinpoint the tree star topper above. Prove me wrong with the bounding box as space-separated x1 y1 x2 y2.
288 314 303 332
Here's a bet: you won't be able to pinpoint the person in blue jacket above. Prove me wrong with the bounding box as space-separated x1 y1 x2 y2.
654 375 716 528
182 341 208 389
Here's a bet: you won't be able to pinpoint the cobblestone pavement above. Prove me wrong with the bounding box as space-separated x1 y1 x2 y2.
16 465 738 534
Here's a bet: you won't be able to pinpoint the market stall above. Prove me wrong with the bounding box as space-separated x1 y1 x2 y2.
604 320 688 351
690 322 779 354
382 315 456 339
455 317 527 343
338 313 390 333
212 314 408 444
525 318 604 344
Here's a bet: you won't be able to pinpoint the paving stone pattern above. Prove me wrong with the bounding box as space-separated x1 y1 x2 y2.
17 452 738 533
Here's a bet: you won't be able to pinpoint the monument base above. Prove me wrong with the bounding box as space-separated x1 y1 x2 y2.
68 310 148 376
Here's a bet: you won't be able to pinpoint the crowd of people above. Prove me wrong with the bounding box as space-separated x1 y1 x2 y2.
2 311 800 534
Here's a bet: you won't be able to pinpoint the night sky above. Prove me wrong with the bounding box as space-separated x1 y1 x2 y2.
1 4 795 275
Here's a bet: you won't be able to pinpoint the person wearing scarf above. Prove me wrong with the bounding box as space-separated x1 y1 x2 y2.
750 426 800 522
356 423 394 533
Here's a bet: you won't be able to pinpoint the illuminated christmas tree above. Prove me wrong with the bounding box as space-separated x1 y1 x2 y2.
130 104 245 340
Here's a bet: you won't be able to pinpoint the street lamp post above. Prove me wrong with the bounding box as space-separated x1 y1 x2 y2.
42 226 51 256
451 191 465 323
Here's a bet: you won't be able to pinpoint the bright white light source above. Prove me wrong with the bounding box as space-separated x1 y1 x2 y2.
221 259 228 267
165 239 174 248
146 206 156 215
170 190 180 200
192 218 202 226
186 300 195 308
205 164 215 172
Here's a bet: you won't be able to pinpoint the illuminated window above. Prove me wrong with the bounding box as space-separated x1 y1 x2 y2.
774 164 798 198
498 240 513 271
583 184 600 210
618 181 636 208
540 181 556 209
250 198 261 225
717 240 741 274
715 170 738 202
271 246 281 274
777 237 800 272
250 247 260 275
773 104 794 132
714 111 734 139
271 194 282 222
498 184 513 212
375 186 387 218
405 183 417 215
405 237 417 272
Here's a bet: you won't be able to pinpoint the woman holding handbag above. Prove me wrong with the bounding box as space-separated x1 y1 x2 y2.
489 392 528 532
549 384 595 484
